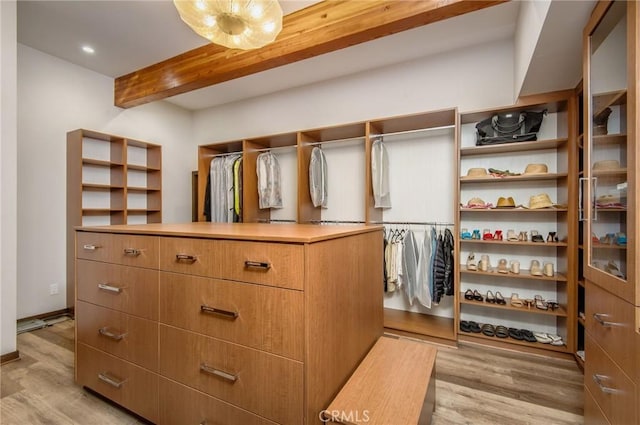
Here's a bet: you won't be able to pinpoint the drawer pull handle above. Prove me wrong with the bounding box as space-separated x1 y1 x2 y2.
592 374 619 394
123 248 141 256
200 305 238 320
98 372 126 389
97 283 122 294
244 260 271 270
593 313 622 327
98 327 125 341
199 363 237 383
83 244 101 251
176 254 197 263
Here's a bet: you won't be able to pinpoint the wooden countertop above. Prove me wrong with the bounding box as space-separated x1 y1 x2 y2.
76 222 383 243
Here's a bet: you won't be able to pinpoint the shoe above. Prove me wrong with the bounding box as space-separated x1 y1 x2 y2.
548 334 564 346
486 290 496 303
471 229 481 240
468 321 481 333
535 297 548 310
547 301 559 310
616 232 627 245
510 293 524 307
534 332 552 343
473 289 483 302
605 260 624 278
466 253 477 271
460 228 472 239
543 262 555 277
497 258 508 274
518 231 528 242
600 233 615 245
508 328 524 340
493 230 503 240
495 325 509 338
547 231 558 242
479 254 492 272
531 230 544 243
464 289 474 300
495 291 506 305
482 229 493 240
460 320 471 333
530 260 543 276
506 229 518 242
524 299 534 309
481 323 495 337
520 329 537 343
510 260 520 274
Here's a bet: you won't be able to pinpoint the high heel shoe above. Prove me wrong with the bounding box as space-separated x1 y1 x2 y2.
493 230 503 240
495 291 506 305
486 290 496 303
473 289 483 302
466 253 477 271
464 289 474 300
547 231 558 242
471 229 481 240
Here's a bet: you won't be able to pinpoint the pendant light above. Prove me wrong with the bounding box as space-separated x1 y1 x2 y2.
173 0 283 50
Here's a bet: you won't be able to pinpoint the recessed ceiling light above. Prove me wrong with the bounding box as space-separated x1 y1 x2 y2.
81 45 95 54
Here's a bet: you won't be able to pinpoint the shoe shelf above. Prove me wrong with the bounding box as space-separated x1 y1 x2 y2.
459 295 568 317
459 332 569 353
459 173 568 183
592 169 628 178
459 138 568 156
460 239 568 247
460 208 569 213
592 133 626 146
81 158 124 167
592 243 627 250
460 269 568 282
82 183 124 190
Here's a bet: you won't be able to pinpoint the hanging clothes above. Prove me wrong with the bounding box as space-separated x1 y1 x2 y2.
443 228 455 296
371 138 391 208
428 226 438 304
309 146 328 208
203 171 212 221
224 154 240 223
210 156 227 222
415 230 432 308
232 156 243 222
432 230 446 304
402 230 418 305
256 151 283 209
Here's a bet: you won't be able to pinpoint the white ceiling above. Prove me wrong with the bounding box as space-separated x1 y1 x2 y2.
17 0 596 111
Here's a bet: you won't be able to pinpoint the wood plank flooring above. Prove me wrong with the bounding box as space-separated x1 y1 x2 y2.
1 319 583 424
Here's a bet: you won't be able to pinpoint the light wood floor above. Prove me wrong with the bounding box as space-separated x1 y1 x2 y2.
1 319 583 425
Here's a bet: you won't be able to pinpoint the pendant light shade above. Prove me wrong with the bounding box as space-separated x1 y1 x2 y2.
174 0 283 50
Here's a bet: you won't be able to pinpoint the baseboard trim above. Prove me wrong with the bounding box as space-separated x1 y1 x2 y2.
1 350 20 365
18 308 73 322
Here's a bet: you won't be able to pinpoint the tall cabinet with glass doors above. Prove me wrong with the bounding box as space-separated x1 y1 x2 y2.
582 1 639 424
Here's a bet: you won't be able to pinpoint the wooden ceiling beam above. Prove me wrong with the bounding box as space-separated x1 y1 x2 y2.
114 0 506 108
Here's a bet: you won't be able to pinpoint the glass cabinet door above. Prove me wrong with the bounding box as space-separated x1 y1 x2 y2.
584 0 632 300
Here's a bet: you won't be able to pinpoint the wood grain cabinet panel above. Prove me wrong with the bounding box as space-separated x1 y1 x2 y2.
76 301 158 371
76 260 159 320
76 232 113 263
584 386 612 425
159 324 304 425
159 272 304 361
159 236 218 277
159 377 279 425
77 343 159 424
585 281 635 373
214 240 304 290
584 333 637 425
111 234 159 269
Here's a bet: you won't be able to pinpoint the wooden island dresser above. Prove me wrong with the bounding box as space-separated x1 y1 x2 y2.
74 223 383 425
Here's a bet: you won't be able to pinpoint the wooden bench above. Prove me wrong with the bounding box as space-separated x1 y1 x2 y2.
324 335 437 424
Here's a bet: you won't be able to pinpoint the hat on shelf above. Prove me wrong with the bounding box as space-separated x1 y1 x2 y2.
464 197 491 208
527 193 555 209
596 194 621 204
495 196 516 208
523 163 548 175
593 159 622 171
462 168 490 179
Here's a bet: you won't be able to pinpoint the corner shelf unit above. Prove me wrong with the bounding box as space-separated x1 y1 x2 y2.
66 129 162 308
455 90 578 356
197 108 458 344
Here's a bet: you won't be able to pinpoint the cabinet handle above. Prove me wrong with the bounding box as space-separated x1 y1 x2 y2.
200 305 238 320
98 327 125 341
592 313 622 327
98 372 126 389
123 248 141 256
244 260 271 270
176 254 197 263
592 177 598 222
592 374 619 394
83 244 101 251
199 363 237 383
97 283 122 294
578 177 587 221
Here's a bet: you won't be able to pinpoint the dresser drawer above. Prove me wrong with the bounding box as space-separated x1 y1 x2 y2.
159 237 217 277
76 260 159 320
159 377 278 425
215 240 304 290
111 234 159 269
159 325 303 425
159 272 304 361
76 301 158 371
585 280 635 373
77 343 158 423
584 386 611 425
77 232 112 263
585 333 636 425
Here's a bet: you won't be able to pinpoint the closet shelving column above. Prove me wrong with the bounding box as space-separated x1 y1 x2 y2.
575 82 586 370
197 140 243 222
125 138 162 224
297 122 367 223
456 91 578 355
367 108 458 343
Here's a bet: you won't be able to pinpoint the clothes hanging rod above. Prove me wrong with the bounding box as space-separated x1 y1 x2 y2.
307 136 366 147
370 220 455 226
205 151 242 158
252 145 297 153
256 218 297 223
370 124 455 139
309 219 366 224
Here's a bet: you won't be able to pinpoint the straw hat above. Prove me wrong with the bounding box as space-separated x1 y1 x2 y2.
523 163 548 175
463 168 490 179
593 159 622 171
528 193 554 209
466 197 487 208
597 194 621 204
496 196 516 208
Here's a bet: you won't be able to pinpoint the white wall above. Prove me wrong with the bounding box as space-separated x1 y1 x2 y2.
514 0 551 97
193 39 515 143
1 0 18 356
17 45 194 319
